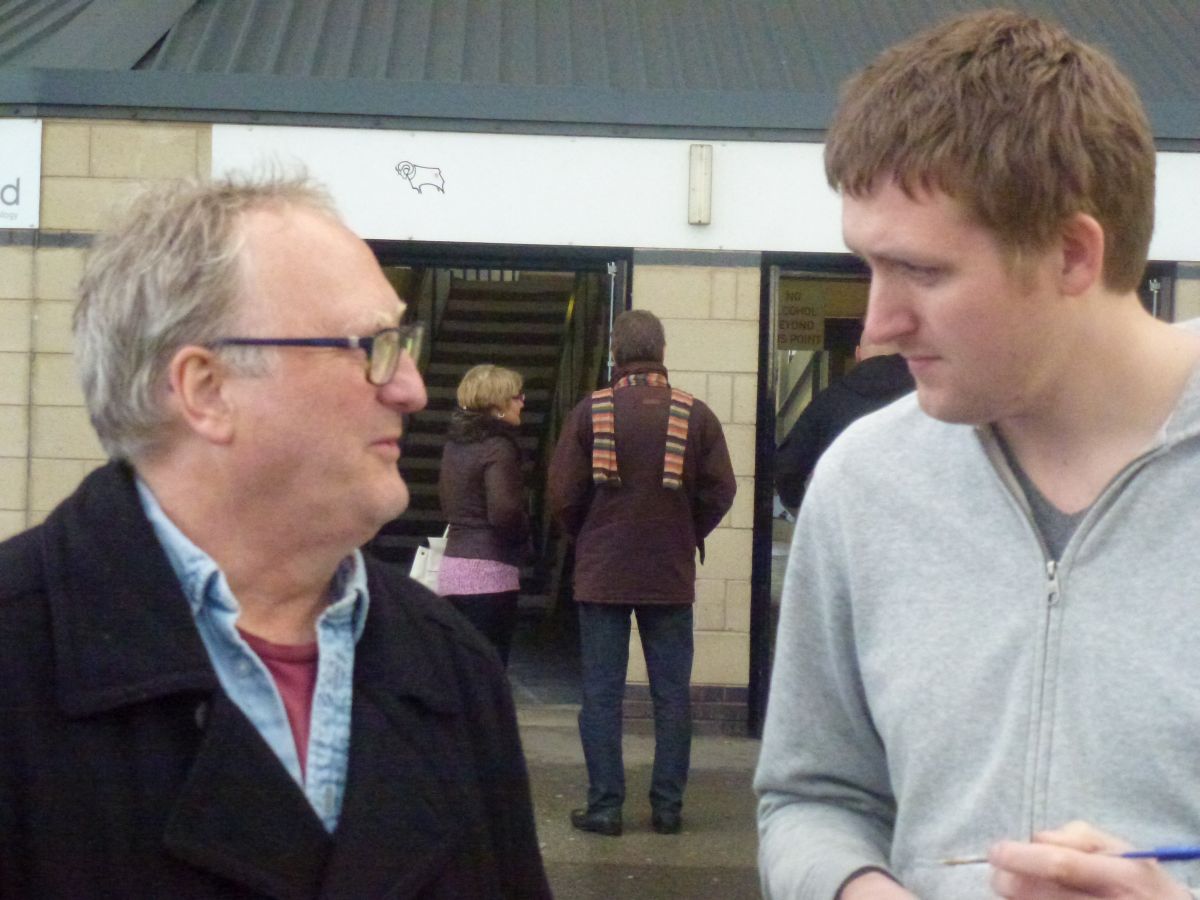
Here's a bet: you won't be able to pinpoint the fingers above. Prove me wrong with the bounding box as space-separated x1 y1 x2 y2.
989 840 1126 895
988 837 1187 899
1030 820 1130 854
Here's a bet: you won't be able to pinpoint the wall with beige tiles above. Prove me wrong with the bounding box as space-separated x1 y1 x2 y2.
625 262 761 688
0 119 212 540
0 245 34 539
1175 269 1200 321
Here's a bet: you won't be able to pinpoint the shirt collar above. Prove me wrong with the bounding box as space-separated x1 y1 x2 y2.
135 478 369 641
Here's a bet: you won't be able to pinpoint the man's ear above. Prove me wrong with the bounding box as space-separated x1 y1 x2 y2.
167 345 235 445
1059 212 1105 297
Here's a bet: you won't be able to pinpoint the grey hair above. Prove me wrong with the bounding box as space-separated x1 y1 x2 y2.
611 309 665 366
73 173 339 461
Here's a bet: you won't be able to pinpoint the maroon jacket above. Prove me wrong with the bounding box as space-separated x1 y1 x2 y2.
548 362 736 605
439 410 531 567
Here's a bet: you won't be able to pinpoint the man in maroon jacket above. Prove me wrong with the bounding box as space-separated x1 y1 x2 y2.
549 309 737 837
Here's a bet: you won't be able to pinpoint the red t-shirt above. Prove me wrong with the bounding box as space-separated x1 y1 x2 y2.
238 629 319 779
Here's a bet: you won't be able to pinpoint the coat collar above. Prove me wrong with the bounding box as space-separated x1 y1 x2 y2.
42 461 218 717
611 360 668 383
43 462 459 719
39 462 470 898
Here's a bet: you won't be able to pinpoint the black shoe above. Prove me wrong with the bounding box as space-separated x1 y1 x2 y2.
570 807 622 836
651 809 682 835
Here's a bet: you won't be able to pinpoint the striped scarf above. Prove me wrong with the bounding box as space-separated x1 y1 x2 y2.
591 372 693 490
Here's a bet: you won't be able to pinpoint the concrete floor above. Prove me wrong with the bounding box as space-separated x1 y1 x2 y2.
509 610 764 899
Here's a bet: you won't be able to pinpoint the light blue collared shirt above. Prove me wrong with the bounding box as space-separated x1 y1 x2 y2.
136 480 369 833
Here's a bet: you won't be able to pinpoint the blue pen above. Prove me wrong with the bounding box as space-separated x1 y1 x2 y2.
941 845 1200 866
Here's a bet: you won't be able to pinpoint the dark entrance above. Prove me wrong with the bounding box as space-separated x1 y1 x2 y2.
364 241 631 700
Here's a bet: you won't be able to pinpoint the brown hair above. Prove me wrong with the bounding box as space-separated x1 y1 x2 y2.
824 9 1155 291
611 309 665 365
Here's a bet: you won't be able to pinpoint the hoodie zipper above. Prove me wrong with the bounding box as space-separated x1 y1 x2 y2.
978 429 1168 838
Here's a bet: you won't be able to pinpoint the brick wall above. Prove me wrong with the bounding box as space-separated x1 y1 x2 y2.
624 683 751 736
625 259 761 690
0 119 212 540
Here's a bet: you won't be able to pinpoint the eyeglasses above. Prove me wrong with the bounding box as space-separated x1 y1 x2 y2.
209 323 423 386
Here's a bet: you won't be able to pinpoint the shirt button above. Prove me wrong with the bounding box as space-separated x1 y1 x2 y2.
237 659 253 677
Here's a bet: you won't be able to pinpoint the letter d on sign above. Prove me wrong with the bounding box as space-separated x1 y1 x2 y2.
0 178 18 206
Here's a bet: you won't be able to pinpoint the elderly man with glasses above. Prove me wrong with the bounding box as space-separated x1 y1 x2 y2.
0 175 550 899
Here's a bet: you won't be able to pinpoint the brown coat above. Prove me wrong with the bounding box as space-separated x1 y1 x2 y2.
439 410 531 566
548 363 737 605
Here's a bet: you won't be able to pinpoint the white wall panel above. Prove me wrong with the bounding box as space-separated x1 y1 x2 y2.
213 125 1199 262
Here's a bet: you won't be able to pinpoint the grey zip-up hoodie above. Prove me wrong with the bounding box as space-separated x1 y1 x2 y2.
756 328 1200 899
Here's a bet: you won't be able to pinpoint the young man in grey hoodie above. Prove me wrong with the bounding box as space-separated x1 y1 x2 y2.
756 9 1200 900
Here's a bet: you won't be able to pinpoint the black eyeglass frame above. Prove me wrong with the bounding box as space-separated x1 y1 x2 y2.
208 323 422 386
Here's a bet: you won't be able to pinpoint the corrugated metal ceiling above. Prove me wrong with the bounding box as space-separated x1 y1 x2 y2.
0 0 1196 142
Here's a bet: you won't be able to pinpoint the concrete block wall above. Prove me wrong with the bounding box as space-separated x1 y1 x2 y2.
625 256 761 688
0 119 212 540
1176 266 1200 321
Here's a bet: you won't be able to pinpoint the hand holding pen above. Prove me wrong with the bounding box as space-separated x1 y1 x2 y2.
969 821 1195 899
944 844 1200 866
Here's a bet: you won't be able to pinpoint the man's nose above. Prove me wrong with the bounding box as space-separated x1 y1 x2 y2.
862 276 916 347
380 351 427 412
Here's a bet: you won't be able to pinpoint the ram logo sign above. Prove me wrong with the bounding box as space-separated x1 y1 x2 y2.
395 160 445 194
0 119 42 228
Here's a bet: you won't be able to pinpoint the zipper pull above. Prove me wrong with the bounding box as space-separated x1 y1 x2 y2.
1046 559 1059 606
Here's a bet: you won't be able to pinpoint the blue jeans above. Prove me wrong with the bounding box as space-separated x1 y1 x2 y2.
576 603 694 815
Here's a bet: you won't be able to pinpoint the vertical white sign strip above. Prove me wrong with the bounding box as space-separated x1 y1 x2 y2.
0 119 42 229
1152 153 1200 263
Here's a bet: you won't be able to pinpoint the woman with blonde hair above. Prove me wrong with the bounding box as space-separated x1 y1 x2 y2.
437 364 530 665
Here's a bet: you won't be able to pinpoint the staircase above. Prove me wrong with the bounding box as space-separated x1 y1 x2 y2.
368 275 574 580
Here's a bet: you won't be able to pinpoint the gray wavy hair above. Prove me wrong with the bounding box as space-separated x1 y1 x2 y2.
74 173 338 462
611 309 665 366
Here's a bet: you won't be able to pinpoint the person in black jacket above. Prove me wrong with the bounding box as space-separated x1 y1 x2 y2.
0 174 550 899
775 340 915 510
438 363 531 666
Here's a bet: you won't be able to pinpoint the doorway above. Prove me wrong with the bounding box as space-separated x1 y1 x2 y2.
750 254 869 734
365 241 631 702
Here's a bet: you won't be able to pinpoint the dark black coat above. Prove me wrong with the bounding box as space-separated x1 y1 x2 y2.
775 353 915 509
0 462 550 899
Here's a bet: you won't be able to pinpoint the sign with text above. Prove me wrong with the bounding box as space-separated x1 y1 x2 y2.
0 119 42 229
777 283 826 350
777 277 870 350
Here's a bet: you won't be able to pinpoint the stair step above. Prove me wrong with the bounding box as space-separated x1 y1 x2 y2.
393 507 449 523
439 320 565 337
437 342 560 358
375 521 446 540
427 362 555 379
450 278 573 295
446 299 569 317
401 456 442 470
